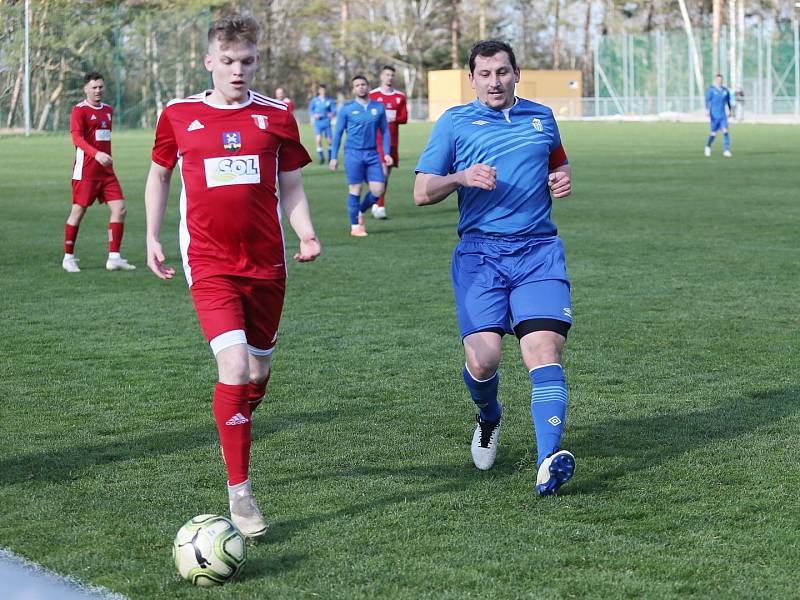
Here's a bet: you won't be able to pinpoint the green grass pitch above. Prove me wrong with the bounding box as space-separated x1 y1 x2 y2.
0 120 799 599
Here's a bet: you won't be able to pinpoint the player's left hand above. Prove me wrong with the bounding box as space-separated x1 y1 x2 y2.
383 154 394 167
548 171 571 198
293 236 321 262
329 159 338 171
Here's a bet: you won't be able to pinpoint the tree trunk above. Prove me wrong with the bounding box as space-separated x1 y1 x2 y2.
337 1 348 98
37 57 67 130
150 28 164 118
6 64 23 128
712 0 722 75
582 0 594 95
553 0 561 69
450 0 460 69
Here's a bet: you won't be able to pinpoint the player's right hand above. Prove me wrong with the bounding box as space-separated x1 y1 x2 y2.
461 164 496 190
329 159 338 171
95 151 113 167
146 240 175 280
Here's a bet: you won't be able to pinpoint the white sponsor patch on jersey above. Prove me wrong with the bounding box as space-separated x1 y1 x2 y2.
95 129 111 141
204 155 261 188
385 109 397 122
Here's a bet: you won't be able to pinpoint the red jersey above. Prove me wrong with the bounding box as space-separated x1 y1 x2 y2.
369 87 408 148
151 90 311 286
283 98 295 113
71 101 115 181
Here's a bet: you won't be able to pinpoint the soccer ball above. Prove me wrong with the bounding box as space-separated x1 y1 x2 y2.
173 514 246 587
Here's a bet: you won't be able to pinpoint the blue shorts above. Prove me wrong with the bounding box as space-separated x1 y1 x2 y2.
344 148 385 185
710 115 728 132
452 234 572 340
313 121 332 138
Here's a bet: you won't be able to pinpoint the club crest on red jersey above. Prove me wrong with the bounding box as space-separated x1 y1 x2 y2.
251 114 269 130
223 131 242 152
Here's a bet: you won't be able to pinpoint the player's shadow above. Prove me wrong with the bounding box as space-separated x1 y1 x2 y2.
236 553 308 582
0 406 356 485
566 385 800 495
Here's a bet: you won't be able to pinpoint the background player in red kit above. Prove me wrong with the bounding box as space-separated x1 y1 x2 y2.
63 72 135 273
368 65 408 220
274 86 294 113
144 15 320 538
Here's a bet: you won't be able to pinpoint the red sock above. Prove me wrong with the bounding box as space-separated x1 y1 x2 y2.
376 196 385 207
248 374 270 414
108 222 124 253
212 382 251 486
64 223 79 254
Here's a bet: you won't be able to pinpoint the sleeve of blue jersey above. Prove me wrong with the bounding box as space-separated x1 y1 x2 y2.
331 105 347 158
415 111 455 175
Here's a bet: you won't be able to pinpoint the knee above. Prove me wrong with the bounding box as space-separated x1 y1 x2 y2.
216 354 249 384
466 356 500 380
112 204 128 221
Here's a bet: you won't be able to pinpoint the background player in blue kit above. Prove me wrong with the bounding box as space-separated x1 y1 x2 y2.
309 84 336 164
704 74 733 158
330 75 392 237
414 40 576 497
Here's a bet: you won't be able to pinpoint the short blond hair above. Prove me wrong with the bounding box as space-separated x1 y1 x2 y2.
208 15 260 47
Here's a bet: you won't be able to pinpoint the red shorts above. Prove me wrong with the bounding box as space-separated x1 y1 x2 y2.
71 176 124 206
190 275 286 356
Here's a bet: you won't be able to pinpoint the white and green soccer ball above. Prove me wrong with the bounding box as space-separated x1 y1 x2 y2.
173 514 246 587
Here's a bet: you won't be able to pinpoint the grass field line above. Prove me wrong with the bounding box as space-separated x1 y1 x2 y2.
0 549 127 600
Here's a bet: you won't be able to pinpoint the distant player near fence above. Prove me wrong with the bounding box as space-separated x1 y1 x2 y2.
63 71 136 273
704 74 733 158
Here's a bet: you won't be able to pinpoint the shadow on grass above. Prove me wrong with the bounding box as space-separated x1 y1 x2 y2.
568 385 800 495
0 406 358 485
237 552 307 582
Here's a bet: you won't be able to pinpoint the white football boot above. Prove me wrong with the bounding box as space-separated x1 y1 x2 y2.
535 449 575 497
704 146 711 157
228 479 268 538
105 256 136 271
371 204 387 219
62 256 81 273
723 150 732 158
471 412 502 471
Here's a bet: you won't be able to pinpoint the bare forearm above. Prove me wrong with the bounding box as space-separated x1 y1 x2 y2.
413 172 463 206
144 165 172 241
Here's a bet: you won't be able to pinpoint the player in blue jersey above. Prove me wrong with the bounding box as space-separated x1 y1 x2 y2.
704 74 733 158
330 75 392 237
414 40 575 497
309 84 336 164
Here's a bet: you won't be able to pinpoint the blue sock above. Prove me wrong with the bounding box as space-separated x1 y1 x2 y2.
359 192 378 213
706 135 715 147
530 364 568 466
463 366 501 422
347 194 360 225
723 132 730 150
327 149 332 161
317 149 324 162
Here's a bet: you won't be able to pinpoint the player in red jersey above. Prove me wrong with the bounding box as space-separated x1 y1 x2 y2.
274 87 294 113
63 72 135 273
144 15 320 538
368 65 408 219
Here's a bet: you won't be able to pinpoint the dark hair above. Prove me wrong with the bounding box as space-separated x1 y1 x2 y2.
84 71 103 84
208 15 260 47
318 84 327 89
352 75 368 85
381 65 396 73
468 40 517 74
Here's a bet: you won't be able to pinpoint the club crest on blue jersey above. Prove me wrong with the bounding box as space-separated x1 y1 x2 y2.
370 108 378 116
531 118 543 132
223 131 242 152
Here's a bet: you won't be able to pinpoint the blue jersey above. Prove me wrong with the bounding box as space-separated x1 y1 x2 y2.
416 98 568 237
309 95 336 126
331 99 390 159
706 85 731 118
